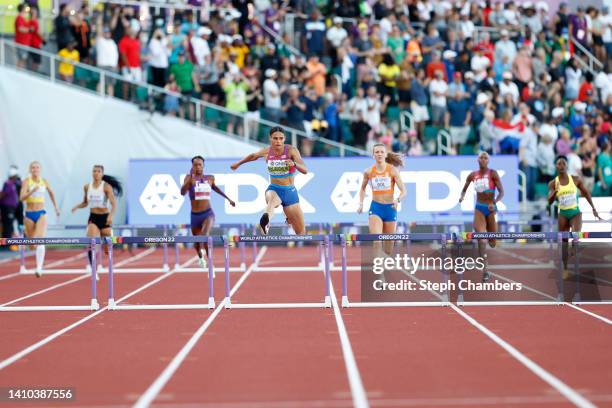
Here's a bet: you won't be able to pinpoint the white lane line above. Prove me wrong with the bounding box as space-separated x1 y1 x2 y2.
0 275 89 307
450 305 597 408
491 247 612 324
45 251 88 268
133 247 267 408
0 272 21 281
328 277 369 408
398 269 597 408
0 251 198 371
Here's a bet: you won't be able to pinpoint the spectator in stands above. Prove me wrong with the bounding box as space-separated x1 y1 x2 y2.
223 72 250 135
283 85 307 132
569 6 588 49
148 29 169 89
71 11 91 64
304 10 325 55
119 28 142 100
512 45 533 95
429 69 448 127
54 4 74 52
14 4 31 69
164 74 182 117
0 166 21 241
446 89 471 155
95 26 118 96
57 40 79 83
305 54 326 97
410 68 430 138
595 140 612 196
499 71 519 104
263 68 284 123
28 7 43 72
170 50 200 120
519 123 539 200
494 29 517 64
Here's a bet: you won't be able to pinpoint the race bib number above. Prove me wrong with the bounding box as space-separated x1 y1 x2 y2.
268 159 290 175
558 192 577 208
474 177 490 193
194 181 211 200
372 176 392 191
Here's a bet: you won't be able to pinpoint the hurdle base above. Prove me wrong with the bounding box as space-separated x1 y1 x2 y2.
240 263 246 271
324 296 331 308
342 296 349 307
224 298 232 309
162 264 170 272
108 298 116 310
91 298 100 310
19 266 27 274
208 297 215 309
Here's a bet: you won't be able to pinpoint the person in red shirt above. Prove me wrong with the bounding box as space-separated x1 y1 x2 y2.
118 28 142 100
28 8 44 71
14 4 31 68
425 50 447 81
577 72 594 102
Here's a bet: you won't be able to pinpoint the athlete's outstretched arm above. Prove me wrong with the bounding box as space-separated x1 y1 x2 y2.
459 173 474 203
210 176 236 207
180 174 194 196
71 185 89 213
290 146 308 174
357 169 370 214
492 170 504 204
230 148 268 170
574 176 600 219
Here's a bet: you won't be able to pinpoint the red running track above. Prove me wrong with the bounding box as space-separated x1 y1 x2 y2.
0 245 609 407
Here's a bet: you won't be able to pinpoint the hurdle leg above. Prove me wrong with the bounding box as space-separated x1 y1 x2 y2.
324 236 331 307
108 238 116 309
162 225 169 272
90 240 100 310
341 236 349 307
207 236 215 309
224 237 232 308
174 236 181 270
239 224 246 270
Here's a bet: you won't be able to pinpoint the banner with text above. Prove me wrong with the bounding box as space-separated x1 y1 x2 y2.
127 156 520 225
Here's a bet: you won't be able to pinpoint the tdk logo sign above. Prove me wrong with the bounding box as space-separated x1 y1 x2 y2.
139 174 184 215
129 157 519 223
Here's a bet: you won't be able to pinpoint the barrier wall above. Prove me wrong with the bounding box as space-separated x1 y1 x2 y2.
0 67 256 225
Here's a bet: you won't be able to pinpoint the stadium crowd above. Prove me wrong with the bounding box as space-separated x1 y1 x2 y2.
9 0 612 199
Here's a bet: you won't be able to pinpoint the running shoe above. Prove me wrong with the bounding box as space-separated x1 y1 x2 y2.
35 268 42 278
259 213 270 235
199 254 207 269
482 271 491 282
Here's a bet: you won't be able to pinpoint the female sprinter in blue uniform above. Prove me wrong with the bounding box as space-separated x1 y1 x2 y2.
230 126 308 235
71 165 122 278
357 143 406 234
181 156 236 268
459 152 504 281
19 161 60 277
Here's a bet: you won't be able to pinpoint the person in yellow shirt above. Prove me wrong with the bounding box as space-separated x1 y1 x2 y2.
57 41 80 83
19 161 60 277
548 155 600 276
230 35 249 68
378 53 400 105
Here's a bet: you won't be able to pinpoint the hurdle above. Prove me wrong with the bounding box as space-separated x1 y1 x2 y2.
0 237 101 311
225 234 332 309
338 233 451 308
108 235 225 310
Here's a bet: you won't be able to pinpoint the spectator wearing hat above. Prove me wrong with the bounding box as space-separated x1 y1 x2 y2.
260 43 281 76
262 68 284 123
191 27 211 68
569 101 587 138
537 129 557 182
0 166 21 241
448 71 465 99
499 71 519 104
327 17 348 63
441 50 457 82
494 29 517 64
148 28 169 88
230 35 249 68
521 2 543 35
